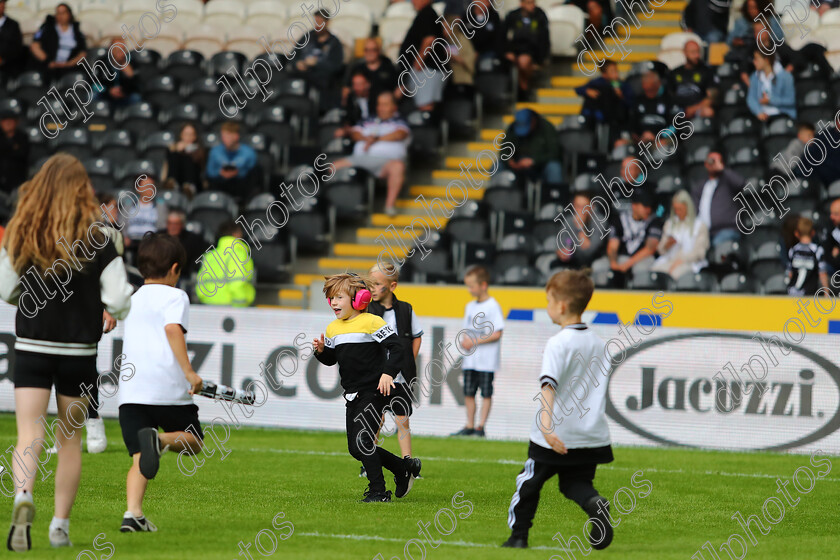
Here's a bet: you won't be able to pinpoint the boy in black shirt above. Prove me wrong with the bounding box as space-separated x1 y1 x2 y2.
787 216 829 296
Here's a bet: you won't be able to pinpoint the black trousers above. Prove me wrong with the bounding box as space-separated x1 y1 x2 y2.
345 390 404 493
507 458 600 539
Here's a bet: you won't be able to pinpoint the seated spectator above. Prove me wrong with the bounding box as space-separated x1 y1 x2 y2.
575 60 629 126
336 71 375 137
787 216 829 296
504 0 550 101
822 198 840 278
728 0 781 50
604 189 663 277
342 38 398 106
166 123 206 194
813 113 840 187
505 108 563 188
96 192 125 255
770 121 814 176
444 12 477 91
651 190 710 280
124 174 167 248
206 121 257 203
567 0 613 37
684 0 732 44
159 209 206 279
465 0 504 62
811 0 837 15
553 192 606 268
630 71 679 144
690 151 743 247
333 92 411 217
98 38 140 107
196 220 255 307
747 49 796 121
30 3 86 78
0 0 26 78
669 40 718 118
0 107 28 194
397 0 445 112
295 10 344 111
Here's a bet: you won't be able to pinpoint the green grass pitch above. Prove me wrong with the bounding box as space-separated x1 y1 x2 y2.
1 413 838 559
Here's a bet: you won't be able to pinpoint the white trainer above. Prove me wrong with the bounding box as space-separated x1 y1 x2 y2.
7 491 35 552
86 418 107 454
49 526 72 548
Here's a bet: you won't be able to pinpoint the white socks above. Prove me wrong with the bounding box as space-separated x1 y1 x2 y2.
14 490 32 505
49 516 69 534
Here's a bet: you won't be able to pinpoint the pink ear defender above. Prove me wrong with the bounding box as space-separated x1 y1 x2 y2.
326 274 372 311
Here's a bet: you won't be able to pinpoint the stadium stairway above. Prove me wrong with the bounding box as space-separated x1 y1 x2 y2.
275 0 688 308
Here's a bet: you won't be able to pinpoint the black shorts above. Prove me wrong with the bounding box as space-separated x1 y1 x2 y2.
463 369 494 398
384 382 414 417
13 350 98 397
119 403 203 456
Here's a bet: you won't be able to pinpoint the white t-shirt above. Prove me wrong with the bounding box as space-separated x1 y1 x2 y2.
352 117 411 160
461 297 504 372
55 24 76 63
125 202 159 241
382 307 423 384
697 178 717 229
530 325 612 449
118 284 192 406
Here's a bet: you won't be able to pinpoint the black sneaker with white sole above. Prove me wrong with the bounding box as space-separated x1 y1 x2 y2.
583 495 613 550
361 488 392 503
138 428 163 480
120 513 158 533
394 457 423 498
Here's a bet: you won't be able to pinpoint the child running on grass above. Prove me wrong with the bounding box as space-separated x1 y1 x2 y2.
313 272 417 502
117 232 204 532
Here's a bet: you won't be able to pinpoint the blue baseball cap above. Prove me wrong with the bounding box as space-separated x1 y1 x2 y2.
513 109 534 136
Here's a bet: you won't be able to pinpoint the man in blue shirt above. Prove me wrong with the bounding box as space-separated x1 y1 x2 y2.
206 121 257 202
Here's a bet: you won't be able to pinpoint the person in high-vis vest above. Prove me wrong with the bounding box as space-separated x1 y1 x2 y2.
195 220 255 307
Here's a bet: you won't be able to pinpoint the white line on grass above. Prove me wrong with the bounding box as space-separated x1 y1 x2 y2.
247 448 840 483
296 531 568 551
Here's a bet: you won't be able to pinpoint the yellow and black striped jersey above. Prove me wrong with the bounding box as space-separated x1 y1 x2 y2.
315 313 404 393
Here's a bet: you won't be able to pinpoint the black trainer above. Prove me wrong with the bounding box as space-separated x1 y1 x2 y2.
120 513 158 533
137 428 162 480
451 427 475 436
501 536 528 548
361 488 392 503
408 457 422 479
474 427 486 437
583 495 613 550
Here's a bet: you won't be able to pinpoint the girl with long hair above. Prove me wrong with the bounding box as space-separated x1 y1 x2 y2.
652 190 710 280
0 154 132 551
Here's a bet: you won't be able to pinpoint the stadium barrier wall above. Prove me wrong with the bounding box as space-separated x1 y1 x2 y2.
0 298 837 455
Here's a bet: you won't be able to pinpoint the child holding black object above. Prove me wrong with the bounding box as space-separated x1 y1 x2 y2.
367 262 423 474
313 272 414 503
117 233 204 532
503 270 614 550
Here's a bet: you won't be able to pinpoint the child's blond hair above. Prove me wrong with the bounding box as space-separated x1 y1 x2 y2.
323 272 371 304
546 269 594 316
370 262 400 282
796 216 815 239
465 265 490 285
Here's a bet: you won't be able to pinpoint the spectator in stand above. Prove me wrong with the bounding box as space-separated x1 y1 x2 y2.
398 0 445 112
605 189 663 277
444 11 477 91
0 107 28 194
728 0 782 50
123 174 167 249
160 209 205 279
630 71 679 143
337 71 375 137
333 92 411 217
811 0 837 15
196 220 255 307
0 0 26 78
683 0 732 44
342 38 398 106
30 3 86 78
504 0 550 101
620 156 647 187
813 113 840 187
669 40 718 118
166 123 206 194
96 193 125 255
651 190 709 280
770 122 814 176
822 198 840 278
206 121 257 203
295 10 344 111
98 38 140 107
465 0 504 62
575 60 629 127
568 0 613 38
787 216 829 296
691 151 743 247
553 192 606 269
747 49 796 121
504 108 563 188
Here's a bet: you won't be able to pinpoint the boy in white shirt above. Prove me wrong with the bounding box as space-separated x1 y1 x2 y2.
503 270 614 550
451 265 504 438
117 232 204 532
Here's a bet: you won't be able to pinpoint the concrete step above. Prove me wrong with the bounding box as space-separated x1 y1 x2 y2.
293 273 324 286
444 155 499 169
333 243 411 258
588 51 657 63
410 185 483 200
370 213 448 228
480 129 505 140
574 61 631 75
537 88 580 103
317 257 378 273
431 169 490 185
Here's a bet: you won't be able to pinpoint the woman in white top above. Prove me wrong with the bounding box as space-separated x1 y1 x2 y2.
651 190 710 280
30 3 87 77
